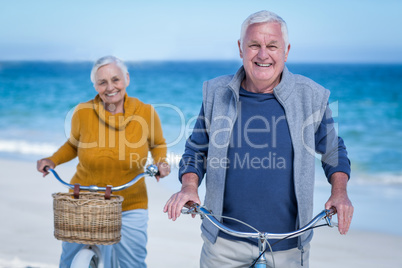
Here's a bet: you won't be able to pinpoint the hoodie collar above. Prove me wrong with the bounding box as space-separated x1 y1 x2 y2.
272 66 295 103
228 65 295 103
227 66 246 101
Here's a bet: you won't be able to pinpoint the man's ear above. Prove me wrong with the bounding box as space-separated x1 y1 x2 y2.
284 44 291 62
238 40 243 58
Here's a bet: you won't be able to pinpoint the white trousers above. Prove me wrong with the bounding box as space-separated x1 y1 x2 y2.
200 233 310 268
59 209 148 268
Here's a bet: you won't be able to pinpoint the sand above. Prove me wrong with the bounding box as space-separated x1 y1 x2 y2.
0 158 401 267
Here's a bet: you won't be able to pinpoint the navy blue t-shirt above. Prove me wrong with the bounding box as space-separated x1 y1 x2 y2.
219 88 298 251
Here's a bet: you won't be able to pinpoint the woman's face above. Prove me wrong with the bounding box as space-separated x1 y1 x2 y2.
94 63 129 113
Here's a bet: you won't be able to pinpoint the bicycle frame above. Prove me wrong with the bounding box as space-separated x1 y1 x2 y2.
182 201 337 268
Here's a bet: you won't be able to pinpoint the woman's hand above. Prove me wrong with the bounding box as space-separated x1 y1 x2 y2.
37 158 56 177
155 162 170 182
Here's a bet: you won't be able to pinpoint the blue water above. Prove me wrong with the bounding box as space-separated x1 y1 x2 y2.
1 61 402 236
1 61 402 182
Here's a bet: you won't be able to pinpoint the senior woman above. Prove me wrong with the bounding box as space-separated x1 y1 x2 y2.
37 55 170 268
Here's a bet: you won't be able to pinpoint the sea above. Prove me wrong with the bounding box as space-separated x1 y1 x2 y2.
1 61 402 235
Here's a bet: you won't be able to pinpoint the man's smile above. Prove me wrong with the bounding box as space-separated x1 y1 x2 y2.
255 63 272 67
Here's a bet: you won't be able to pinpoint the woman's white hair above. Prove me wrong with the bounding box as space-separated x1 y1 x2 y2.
90 55 129 84
239 10 289 53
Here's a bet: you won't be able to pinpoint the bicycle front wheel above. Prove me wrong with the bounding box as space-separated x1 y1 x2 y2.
71 246 102 268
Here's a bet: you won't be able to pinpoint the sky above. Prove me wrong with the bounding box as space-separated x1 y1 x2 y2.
1 0 402 63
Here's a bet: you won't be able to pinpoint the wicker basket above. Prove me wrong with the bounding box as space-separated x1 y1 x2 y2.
52 192 124 245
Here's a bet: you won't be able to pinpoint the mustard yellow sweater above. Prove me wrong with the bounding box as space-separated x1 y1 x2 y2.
48 94 167 211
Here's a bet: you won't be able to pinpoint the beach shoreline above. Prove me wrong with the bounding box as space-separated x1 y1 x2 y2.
1 158 401 267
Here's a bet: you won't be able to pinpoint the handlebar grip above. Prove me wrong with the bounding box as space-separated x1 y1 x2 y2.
184 201 199 209
43 166 50 172
328 206 337 216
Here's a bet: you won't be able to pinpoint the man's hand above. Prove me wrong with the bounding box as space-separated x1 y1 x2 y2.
325 172 354 235
163 173 201 221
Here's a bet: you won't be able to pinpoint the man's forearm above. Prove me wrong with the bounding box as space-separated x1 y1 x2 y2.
181 172 199 189
330 172 349 194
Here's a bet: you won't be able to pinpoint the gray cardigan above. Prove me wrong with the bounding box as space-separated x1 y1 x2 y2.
195 66 347 248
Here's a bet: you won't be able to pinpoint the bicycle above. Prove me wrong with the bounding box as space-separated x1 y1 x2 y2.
182 201 338 268
44 164 159 268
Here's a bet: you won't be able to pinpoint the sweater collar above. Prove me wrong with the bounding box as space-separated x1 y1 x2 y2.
93 93 137 130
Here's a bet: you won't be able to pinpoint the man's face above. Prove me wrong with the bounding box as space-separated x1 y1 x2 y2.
239 22 290 92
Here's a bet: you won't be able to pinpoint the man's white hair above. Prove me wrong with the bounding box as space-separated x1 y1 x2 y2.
239 10 289 53
90 55 129 84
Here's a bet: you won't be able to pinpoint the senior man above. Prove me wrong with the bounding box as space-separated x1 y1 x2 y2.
164 10 353 268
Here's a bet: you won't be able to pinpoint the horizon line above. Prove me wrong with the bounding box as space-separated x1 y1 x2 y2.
1 59 402 65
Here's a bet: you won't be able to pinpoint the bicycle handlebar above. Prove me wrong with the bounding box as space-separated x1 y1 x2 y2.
182 201 337 240
45 164 159 192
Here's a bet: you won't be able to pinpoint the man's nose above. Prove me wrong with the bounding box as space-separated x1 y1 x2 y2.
257 48 270 60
